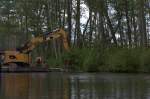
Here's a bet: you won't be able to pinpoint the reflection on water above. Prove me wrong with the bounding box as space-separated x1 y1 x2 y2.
0 73 150 99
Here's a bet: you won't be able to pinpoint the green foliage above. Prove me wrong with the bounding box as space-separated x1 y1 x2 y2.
60 47 106 72
61 48 91 71
82 47 106 72
46 57 63 68
140 49 150 72
106 48 140 72
57 47 150 73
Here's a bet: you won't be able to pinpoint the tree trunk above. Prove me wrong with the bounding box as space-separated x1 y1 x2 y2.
76 0 81 47
67 0 72 45
138 0 147 46
125 0 132 46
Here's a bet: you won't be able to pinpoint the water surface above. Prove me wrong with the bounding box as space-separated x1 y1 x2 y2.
0 72 150 99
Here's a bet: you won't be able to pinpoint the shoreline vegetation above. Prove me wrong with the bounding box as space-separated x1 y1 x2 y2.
47 47 150 73
0 0 150 74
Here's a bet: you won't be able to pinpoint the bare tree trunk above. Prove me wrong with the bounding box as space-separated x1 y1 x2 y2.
82 16 90 47
132 13 138 47
98 13 108 47
76 0 81 47
125 0 132 46
103 1 117 45
89 8 93 45
105 13 117 45
67 0 72 45
138 0 147 46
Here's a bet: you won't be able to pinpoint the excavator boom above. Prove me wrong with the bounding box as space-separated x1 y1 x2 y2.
18 28 70 53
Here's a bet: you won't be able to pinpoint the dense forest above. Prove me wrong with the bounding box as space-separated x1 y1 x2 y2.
0 0 150 72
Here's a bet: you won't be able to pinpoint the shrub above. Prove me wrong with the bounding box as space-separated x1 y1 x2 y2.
46 47 150 73
140 49 150 72
106 48 140 72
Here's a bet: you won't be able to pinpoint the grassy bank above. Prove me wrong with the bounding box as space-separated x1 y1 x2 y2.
46 47 150 73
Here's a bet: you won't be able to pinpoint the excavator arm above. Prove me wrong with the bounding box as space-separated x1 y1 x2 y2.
18 28 70 53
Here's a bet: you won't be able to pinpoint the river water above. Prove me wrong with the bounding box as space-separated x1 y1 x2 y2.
0 72 150 99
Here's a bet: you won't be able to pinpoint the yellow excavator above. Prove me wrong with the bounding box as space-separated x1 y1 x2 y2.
0 28 70 67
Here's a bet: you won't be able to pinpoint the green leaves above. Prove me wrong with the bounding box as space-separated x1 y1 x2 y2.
60 47 150 73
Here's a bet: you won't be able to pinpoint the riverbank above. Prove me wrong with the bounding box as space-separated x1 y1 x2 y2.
46 47 150 73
